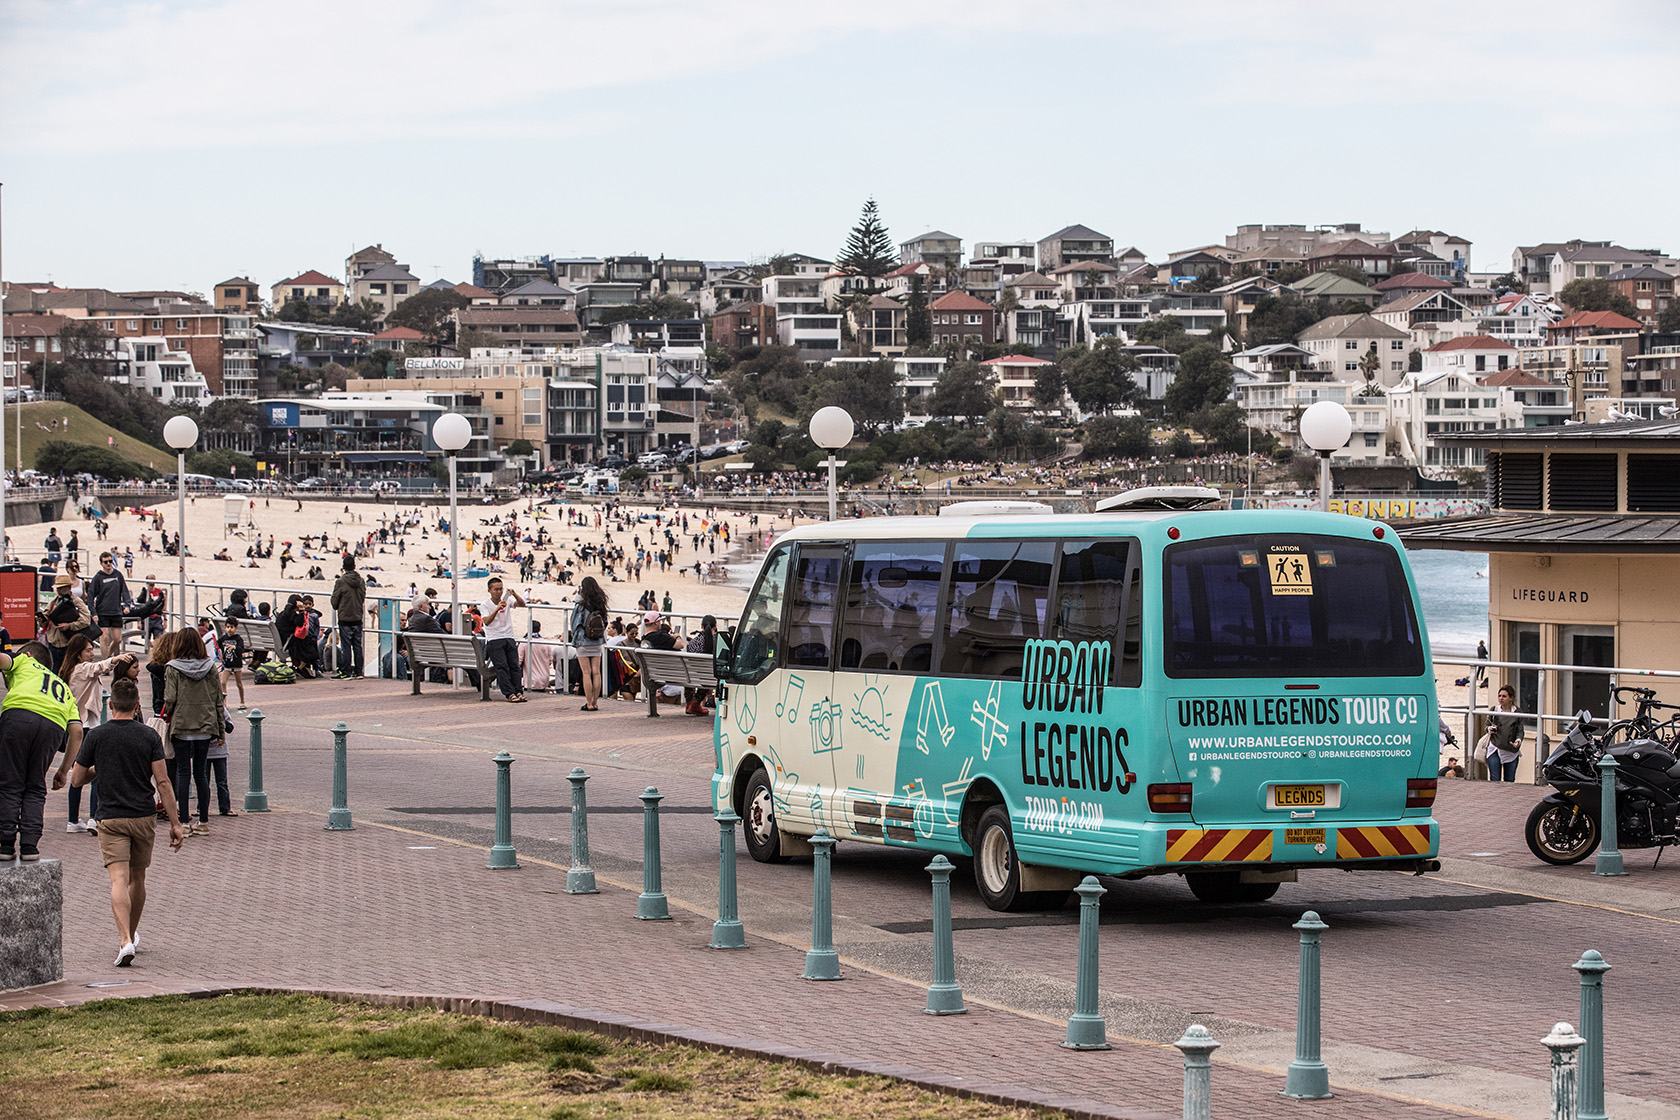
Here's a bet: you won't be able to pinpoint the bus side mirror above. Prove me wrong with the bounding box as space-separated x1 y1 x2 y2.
713 636 734 682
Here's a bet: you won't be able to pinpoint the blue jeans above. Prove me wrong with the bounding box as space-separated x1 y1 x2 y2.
338 623 364 677
485 637 522 699
209 756 231 815
174 738 211 822
1490 754 1519 781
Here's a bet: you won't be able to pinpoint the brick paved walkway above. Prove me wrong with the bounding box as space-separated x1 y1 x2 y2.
7 680 1679 1119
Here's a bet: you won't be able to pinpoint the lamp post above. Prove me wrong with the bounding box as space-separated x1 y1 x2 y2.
431 412 472 660
164 415 199 630
808 405 854 523
1299 400 1352 512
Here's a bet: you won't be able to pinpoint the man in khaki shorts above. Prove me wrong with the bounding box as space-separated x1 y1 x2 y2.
69 678 182 966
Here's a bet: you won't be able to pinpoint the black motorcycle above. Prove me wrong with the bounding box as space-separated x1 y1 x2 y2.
1526 708 1680 865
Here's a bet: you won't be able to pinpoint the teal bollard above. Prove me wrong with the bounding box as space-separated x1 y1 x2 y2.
1593 754 1626 877
1544 1022 1584 1120
565 767 598 894
1062 875 1110 1049
1283 910 1332 1098
709 809 746 949
637 787 670 920
924 854 965 1014
243 710 269 812
803 828 841 980
488 751 518 869
1574 950 1610 1120
1175 1024 1220 1120
325 722 353 831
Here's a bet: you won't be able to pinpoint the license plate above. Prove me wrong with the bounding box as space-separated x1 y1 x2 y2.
1273 784 1326 807
1285 828 1326 845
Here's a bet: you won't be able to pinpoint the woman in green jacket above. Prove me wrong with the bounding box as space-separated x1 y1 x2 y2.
164 627 226 835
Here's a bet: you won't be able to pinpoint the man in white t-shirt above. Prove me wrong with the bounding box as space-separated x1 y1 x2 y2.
478 577 527 703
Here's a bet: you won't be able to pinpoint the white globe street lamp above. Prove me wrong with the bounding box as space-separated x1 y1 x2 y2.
432 413 472 670
808 406 854 523
1299 400 1352 512
164 414 199 629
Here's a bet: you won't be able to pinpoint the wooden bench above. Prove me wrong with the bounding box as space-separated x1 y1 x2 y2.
629 648 717 718
401 632 492 701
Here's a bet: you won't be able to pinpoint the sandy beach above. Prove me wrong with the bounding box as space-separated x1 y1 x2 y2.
34 494 758 628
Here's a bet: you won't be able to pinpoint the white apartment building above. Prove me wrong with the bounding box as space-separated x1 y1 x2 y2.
553 346 661 459
1386 370 1522 470
1420 335 1517 377
1296 313 1412 386
115 337 212 404
1238 377 1390 462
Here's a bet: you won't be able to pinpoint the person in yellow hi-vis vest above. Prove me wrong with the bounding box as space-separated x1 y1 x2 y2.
0 641 85 862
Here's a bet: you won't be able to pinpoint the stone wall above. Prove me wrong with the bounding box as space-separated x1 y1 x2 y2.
0 860 63 990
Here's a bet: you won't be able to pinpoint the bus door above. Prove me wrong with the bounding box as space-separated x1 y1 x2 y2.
832 540 946 845
1161 534 1433 858
775 544 848 834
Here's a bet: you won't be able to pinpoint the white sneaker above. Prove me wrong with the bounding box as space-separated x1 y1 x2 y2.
67 821 85 833
115 942 135 967
131 932 140 955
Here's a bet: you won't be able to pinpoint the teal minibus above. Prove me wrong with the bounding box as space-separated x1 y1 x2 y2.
710 495 1441 911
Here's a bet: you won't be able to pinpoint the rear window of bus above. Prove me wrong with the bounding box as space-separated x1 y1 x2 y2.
1164 535 1424 678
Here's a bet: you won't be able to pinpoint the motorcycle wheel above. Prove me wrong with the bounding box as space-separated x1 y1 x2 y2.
1525 800 1598 865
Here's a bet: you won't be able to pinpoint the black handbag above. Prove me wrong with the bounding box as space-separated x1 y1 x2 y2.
47 595 80 625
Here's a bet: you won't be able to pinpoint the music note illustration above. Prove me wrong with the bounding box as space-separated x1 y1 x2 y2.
776 674 805 723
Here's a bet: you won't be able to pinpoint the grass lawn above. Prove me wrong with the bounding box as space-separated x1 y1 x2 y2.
14 400 176 475
0 993 1064 1120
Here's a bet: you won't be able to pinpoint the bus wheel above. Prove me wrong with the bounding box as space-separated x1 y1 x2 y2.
741 766 788 864
973 806 1067 912
1185 871 1280 904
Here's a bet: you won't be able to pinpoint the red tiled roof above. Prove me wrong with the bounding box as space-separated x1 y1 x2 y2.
371 326 425 341
1375 272 1452 290
1482 369 1551 387
1426 335 1516 352
982 355 1051 365
929 291 994 311
277 270 341 288
1551 310 1643 332
453 283 494 299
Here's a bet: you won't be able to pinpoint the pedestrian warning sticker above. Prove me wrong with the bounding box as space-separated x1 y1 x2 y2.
1267 547 1313 596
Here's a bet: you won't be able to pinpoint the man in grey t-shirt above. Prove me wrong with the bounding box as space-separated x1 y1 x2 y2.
71 679 183 967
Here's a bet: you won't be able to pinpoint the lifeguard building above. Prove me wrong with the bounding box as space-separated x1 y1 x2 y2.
1401 420 1680 777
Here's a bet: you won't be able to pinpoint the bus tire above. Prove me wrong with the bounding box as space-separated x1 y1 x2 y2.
973 806 1067 912
741 766 788 864
1184 871 1280 904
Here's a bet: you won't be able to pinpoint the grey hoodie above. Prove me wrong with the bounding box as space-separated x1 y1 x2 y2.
164 656 224 739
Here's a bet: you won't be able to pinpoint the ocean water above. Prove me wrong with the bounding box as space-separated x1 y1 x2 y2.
1405 548 1490 656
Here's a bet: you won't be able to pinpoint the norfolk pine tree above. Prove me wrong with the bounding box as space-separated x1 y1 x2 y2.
838 198 897 278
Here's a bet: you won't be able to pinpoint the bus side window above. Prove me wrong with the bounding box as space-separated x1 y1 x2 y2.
787 546 845 669
840 542 943 673
733 547 791 682
940 540 1054 679
1051 539 1136 686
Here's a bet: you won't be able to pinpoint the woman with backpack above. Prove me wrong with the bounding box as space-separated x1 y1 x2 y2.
569 576 608 711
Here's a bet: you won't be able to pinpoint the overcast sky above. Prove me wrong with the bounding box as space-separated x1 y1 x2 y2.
3 0 1677 294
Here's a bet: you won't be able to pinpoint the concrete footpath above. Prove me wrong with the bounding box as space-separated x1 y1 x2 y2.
5 678 1677 1120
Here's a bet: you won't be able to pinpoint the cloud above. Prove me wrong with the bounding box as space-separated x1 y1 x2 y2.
0 0 1047 149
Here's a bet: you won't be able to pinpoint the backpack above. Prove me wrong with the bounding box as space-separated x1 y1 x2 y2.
254 662 297 685
584 611 606 641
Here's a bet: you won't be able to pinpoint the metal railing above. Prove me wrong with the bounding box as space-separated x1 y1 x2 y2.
1434 655 1680 784
166 577 723 691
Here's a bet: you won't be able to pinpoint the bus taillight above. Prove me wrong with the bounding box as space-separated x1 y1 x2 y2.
1405 778 1437 809
1148 783 1193 814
